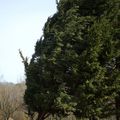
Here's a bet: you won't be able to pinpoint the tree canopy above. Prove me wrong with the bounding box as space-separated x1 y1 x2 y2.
23 0 120 120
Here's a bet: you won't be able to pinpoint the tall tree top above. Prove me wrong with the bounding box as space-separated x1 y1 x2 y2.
57 0 119 17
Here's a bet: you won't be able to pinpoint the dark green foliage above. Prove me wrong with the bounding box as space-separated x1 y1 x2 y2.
24 0 120 120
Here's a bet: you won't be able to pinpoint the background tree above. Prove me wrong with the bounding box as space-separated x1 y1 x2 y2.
0 83 25 120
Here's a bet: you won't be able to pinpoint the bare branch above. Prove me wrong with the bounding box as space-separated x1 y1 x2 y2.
19 49 28 70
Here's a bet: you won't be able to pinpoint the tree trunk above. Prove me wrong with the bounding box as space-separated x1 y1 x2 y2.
37 112 49 120
37 113 44 120
115 96 120 120
89 116 99 120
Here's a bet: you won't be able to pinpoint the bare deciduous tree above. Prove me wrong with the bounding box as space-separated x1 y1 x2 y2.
0 83 25 120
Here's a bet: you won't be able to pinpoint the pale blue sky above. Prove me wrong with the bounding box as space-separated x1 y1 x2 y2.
0 0 57 83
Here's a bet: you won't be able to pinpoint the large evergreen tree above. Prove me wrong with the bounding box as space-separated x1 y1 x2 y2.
23 0 120 120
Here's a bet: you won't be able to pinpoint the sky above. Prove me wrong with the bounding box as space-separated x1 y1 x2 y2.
0 0 57 83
